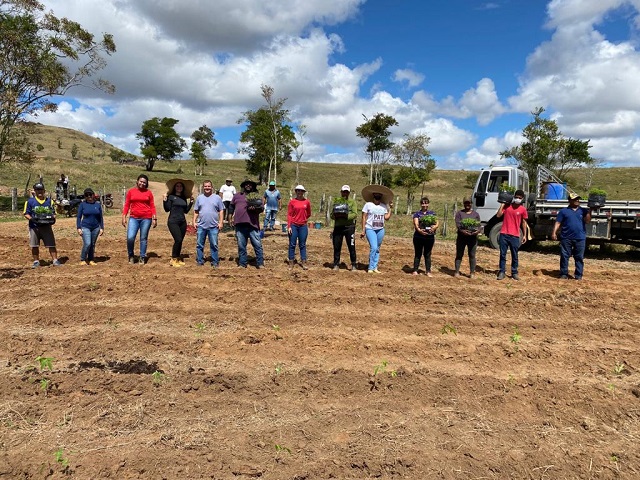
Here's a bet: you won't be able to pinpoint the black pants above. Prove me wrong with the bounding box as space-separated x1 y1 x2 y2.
455 234 478 273
332 224 357 265
168 220 187 258
413 234 435 272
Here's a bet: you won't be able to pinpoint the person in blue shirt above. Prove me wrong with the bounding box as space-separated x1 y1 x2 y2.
76 188 104 265
551 192 593 280
24 182 61 268
193 180 225 267
262 181 282 231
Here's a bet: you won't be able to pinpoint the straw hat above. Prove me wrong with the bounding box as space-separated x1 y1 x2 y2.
166 178 195 196
362 184 394 204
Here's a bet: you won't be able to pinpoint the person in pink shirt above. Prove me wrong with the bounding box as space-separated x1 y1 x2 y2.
122 174 157 265
495 189 529 280
287 185 312 269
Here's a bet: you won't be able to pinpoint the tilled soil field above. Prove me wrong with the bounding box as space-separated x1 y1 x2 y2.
1 184 639 479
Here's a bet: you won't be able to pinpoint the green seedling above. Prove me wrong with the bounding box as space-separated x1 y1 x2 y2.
272 324 283 340
613 362 626 375
54 448 69 468
510 326 522 352
86 281 99 291
36 356 53 372
441 323 458 335
274 444 291 454
40 378 51 392
151 370 165 385
272 324 280 332
274 364 283 375
373 360 397 377
194 322 206 336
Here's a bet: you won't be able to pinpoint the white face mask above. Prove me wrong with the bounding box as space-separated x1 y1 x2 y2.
512 198 523 205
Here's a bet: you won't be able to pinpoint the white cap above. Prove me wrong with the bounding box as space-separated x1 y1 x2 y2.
341 185 351 192
295 184 306 191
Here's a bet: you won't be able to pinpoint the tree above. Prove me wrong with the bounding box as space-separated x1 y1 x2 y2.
238 86 294 184
109 148 134 164
391 134 436 213
136 117 186 171
0 0 116 162
356 113 399 185
291 123 306 185
190 125 216 176
71 142 78 160
500 107 593 186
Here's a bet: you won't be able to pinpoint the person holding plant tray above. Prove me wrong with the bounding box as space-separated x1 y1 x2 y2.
287 185 312 270
23 182 61 268
122 174 157 265
454 197 481 278
163 178 195 267
76 188 104 266
551 192 592 280
412 196 439 277
330 184 358 271
231 179 264 269
361 185 394 274
495 189 528 280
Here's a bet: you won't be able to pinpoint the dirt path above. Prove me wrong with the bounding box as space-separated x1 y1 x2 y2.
0 208 639 479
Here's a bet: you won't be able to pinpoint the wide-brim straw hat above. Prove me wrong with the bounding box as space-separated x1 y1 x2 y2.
362 184 394 204
240 179 258 191
166 178 195 196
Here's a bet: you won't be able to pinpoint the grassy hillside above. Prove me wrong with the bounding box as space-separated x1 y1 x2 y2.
1 123 639 238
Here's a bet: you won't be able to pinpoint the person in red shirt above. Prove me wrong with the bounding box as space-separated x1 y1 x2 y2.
122 174 157 265
495 189 529 280
287 185 312 269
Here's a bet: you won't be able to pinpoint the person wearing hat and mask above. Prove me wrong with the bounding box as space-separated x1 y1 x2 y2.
163 178 195 266
495 189 529 280
453 197 481 278
360 185 394 274
122 174 156 265
262 181 282 231
231 180 264 269
193 180 225 267
23 182 61 268
287 185 312 269
76 188 104 265
330 185 358 271
551 192 593 280
219 178 236 225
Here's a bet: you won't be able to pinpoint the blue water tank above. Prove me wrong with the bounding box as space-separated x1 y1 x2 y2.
545 182 566 200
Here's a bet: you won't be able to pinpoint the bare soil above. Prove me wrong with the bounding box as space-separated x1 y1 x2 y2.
1 182 639 479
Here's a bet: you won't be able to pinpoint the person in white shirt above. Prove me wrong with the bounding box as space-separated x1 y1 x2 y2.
219 178 236 224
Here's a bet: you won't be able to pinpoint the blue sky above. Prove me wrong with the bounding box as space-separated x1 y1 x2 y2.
31 0 640 169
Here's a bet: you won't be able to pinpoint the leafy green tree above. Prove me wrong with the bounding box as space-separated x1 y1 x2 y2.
136 117 186 171
356 113 399 185
238 85 294 184
391 133 436 212
109 148 134 164
500 107 593 186
71 143 78 160
190 125 216 176
0 0 116 162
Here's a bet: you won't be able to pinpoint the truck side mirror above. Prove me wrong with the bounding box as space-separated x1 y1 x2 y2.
474 192 486 207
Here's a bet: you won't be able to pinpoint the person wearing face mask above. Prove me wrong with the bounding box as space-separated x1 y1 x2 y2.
454 197 481 278
495 189 528 280
360 185 394 274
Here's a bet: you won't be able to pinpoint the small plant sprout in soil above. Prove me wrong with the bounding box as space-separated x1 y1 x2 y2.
613 362 626 375
510 326 522 353
151 370 165 385
36 356 53 372
441 323 458 335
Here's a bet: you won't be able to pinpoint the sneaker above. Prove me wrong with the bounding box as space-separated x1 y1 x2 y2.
139 257 146 266
256 265 264 269
52 260 62 266
412 271 419 276
560 274 568 279
333 265 340 271
88 261 97 266
211 263 219 268
512 274 520 281
372 269 382 274
301 262 308 271
178 258 185 265
469 273 475 279
348 264 355 271
79 261 87 266
426 272 433 278
453 271 460 278
129 256 135 264
497 272 505 280
574 276 582 281
32 260 40 269
196 262 204 267
367 270 374 274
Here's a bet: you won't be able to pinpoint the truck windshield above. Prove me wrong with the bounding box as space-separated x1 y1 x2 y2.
487 171 510 192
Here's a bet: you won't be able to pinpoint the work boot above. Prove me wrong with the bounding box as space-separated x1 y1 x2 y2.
301 261 308 270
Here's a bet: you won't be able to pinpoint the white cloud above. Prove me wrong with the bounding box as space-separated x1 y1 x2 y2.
393 68 425 88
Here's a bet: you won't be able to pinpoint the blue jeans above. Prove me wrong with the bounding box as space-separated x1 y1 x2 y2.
81 226 100 261
235 224 263 267
196 226 220 265
127 217 152 259
560 238 585 278
499 233 520 275
288 224 308 261
263 209 278 230
365 228 385 270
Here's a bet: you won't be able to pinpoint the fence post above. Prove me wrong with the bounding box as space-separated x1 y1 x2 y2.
394 195 399 215
326 195 332 225
442 204 448 237
11 188 18 212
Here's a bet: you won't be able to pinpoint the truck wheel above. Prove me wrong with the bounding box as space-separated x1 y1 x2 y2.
488 222 502 250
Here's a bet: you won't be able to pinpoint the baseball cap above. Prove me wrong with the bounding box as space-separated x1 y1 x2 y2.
269 181 276 186
295 185 306 191
341 185 351 192
33 183 44 190
83 188 95 196
568 192 581 200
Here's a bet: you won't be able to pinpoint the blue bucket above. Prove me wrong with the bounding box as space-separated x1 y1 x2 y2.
314 222 322 229
546 182 566 200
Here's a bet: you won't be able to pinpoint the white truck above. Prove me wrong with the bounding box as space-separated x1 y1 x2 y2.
471 165 640 249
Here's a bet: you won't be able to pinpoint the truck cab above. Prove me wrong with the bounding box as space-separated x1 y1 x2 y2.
472 166 529 249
